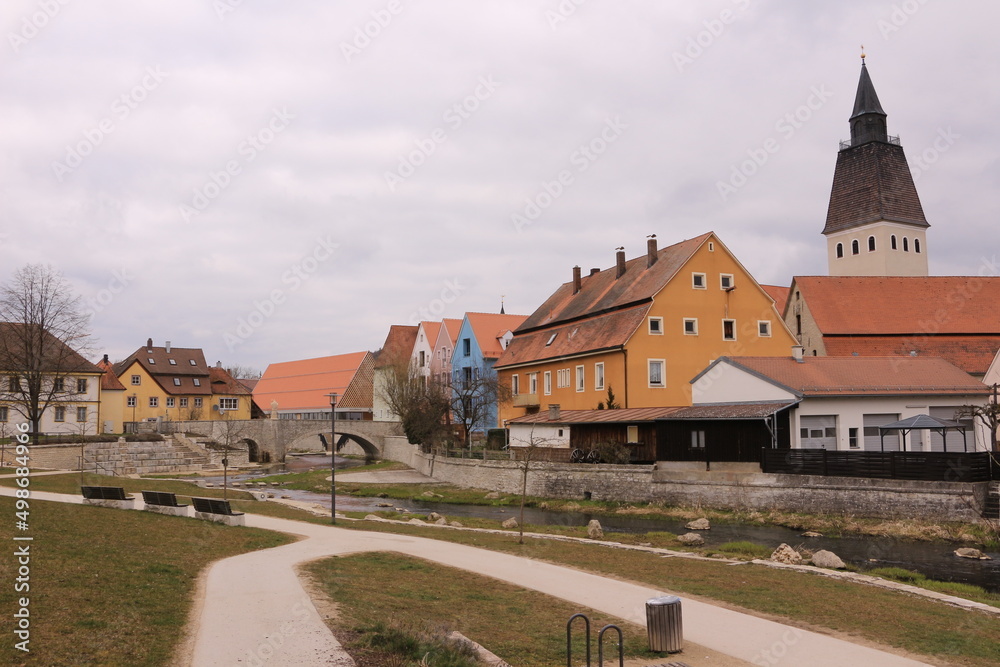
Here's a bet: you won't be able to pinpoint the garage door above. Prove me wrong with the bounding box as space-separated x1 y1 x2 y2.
799 415 837 449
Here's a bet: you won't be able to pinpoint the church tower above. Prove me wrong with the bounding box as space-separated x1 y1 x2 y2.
823 56 929 276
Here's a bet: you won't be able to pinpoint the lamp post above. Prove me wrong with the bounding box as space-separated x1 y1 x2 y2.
326 392 338 524
219 408 229 500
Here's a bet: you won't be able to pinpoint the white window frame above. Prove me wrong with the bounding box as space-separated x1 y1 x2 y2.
149 396 159 408
758 320 772 337
720 273 734 290
131 375 141 385
127 396 137 408
166 397 175 408
193 378 201 387
179 397 188 408
543 371 552 395
194 398 203 408
648 317 663 335
220 397 238 410
529 373 537 395
76 406 87 422
692 272 706 289
722 319 736 341
173 378 182 386
594 362 605 391
54 406 65 422
76 378 88 393
511 374 520 396
683 318 698 335
648 359 665 388
575 365 585 392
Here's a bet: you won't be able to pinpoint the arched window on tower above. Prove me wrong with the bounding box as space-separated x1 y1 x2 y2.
903 237 909 252
867 236 876 252
836 243 844 258
891 235 897 250
914 238 921 253
851 239 860 255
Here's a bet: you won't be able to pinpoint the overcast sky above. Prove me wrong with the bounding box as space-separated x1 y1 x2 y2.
2 1 997 372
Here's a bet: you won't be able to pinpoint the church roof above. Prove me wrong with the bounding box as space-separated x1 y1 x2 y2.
850 61 886 120
822 141 929 234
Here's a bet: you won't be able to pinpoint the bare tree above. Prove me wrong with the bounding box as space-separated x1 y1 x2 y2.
956 385 1000 452
215 409 248 499
0 265 95 444
377 360 450 447
511 428 556 544
225 364 263 380
450 363 511 449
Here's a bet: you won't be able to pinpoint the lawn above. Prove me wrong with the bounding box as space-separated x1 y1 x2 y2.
0 497 291 666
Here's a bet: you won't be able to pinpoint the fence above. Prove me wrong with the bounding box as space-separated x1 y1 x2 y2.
761 448 996 483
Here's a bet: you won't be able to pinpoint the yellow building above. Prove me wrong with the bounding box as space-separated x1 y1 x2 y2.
495 232 797 422
114 339 251 429
96 354 126 433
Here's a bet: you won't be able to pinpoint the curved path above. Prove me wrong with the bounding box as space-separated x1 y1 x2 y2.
1 486 933 666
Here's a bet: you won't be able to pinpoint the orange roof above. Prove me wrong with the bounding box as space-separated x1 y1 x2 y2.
794 276 1000 334
720 356 988 397
495 304 648 369
822 336 1000 376
465 312 528 359
419 321 442 347
374 325 418 369
208 366 251 396
517 233 711 332
339 352 376 410
441 318 463 345
760 284 789 316
254 351 371 412
96 355 126 391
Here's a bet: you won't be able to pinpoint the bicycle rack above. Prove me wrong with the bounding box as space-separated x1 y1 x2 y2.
566 613 623 667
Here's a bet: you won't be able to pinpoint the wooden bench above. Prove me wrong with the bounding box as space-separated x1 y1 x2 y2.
141 490 190 516
81 486 135 509
191 497 245 526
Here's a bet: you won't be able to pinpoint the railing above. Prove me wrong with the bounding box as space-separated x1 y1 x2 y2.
839 134 901 150
761 448 995 482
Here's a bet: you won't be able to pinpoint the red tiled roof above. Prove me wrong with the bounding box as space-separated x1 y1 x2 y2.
508 406 681 424
209 366 251 396
495 303 649 369
254 351 371 412
822 336 1000 376
760 284 790 316
823 141 928 234
339 352 375 410
724 356 988 397
794 276 1000 334
237 378 259 393
96 356 126 391
419 321 442 347
374 325 419 369
517 233 711 332
0 323 101 374
113 342 215 396
441 318 463 345
465 312 528 360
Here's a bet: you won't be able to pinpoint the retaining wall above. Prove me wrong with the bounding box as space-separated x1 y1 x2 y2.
379 440 988 521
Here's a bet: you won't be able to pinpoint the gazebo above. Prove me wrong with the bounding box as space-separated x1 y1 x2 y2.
878 414 969 452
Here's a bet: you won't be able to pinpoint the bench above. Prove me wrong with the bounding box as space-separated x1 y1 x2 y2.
81 485 135 510
141 490 190 516
191 497 245 526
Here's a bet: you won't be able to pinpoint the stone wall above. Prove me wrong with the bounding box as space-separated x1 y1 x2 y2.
16 443 82 471
379 441 988 521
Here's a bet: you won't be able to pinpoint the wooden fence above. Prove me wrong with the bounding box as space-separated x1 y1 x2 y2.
761 448 996 483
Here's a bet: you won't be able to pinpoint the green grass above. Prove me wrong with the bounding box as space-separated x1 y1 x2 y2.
0 496 292 666
304 552 657 667
332 520 1000 666
713 540 773 559
0 471 257 501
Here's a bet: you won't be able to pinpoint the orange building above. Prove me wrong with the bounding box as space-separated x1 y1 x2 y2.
495 232 797 422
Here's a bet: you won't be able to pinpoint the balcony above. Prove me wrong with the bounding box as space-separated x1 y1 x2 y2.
513 393 540 408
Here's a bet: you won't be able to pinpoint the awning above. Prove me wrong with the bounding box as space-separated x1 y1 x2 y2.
660 401 798 420
877 413 968 453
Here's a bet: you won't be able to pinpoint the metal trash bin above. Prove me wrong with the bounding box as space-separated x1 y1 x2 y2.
646 595 682 652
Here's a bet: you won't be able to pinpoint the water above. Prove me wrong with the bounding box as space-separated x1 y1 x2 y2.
201 460 1000 594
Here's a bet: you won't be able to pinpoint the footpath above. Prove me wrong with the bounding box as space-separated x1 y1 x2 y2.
0 484 937 667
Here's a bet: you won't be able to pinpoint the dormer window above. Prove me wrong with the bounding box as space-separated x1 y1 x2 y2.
546 333 557 346
148 358 156 364
173 378 181 386
169 359 177 365
193 378 201 386
189 359 197 366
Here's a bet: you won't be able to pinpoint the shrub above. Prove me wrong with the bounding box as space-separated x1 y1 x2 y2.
591 441 631 465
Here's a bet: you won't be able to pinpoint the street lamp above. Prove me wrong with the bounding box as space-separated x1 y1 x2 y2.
219 407 229 500
326 392 338 525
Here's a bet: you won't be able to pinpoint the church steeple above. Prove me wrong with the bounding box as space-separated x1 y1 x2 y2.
849 55 888 146
822 55 929 278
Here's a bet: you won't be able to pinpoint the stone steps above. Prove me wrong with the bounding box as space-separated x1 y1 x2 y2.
83 435 212 475
983 482 1000 519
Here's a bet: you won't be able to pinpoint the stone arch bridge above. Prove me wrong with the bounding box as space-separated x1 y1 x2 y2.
166 419 402 463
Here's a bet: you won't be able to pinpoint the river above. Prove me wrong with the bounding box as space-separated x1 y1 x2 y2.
207 456 1000 594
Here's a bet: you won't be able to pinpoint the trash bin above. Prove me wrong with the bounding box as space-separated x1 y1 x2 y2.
646 595 682 652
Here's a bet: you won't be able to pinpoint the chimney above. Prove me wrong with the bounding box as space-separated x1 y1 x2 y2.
590 268 600 276
792 345 805 362
165 341 171 354
615 248 626 279
549 404 561 421
216 360 222 368
647 236 657 268
572 266 582 294
102 354 109 363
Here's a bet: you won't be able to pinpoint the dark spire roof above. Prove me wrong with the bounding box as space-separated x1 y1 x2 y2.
851 61 886 120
